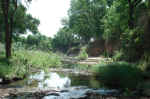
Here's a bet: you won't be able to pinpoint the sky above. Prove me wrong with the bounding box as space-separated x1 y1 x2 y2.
28 0 70 37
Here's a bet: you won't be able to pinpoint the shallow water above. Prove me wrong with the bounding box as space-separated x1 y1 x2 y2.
3 71 120 99
7 70 102 90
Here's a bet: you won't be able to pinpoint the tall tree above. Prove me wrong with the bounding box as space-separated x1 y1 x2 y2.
68 0 106 42
0 5 40 42
1 0 12 58
127 0 142 29
0 0 32 58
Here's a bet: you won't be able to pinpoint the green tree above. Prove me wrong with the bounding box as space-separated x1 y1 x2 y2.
68 0 106 42
103 1 128 42
0 0 39 58
25 34 52 51
52 27 80 52
103 0 149 61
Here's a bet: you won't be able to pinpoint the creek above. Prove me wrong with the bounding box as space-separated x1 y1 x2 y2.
1 70 119 99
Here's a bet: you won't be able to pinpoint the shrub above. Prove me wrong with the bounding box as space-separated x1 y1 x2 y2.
0 50 62 79
0 56 26 79
13 50 62 69
77 47 88 60
138 53 150 71
112 50 123 61
0 61 12 78
96 61 143 89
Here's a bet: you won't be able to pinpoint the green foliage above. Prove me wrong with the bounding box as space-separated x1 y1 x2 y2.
12 42 26 51
0 60 13 78
103 0 128 41
0 4 40 42
14 34 52 52
121 28 145 62
25 34 52 51
0 1 40 58
0 54 27 79
13 50 61 69
0 43 5 54
52 27 80 52
138 53 150 71
13 5 40 35
91 61 107 74
95 62 143 89
77 47 88 60
102 0 149 63
69 0 106 42
0 49 62 79
112 50 124 61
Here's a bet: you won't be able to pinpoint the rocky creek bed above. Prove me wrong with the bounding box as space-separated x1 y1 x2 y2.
0 69 150 99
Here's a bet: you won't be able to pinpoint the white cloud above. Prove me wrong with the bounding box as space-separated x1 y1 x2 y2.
28 0 70 37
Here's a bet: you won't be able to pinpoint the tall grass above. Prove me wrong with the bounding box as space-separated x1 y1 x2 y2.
13 50 61 68
0 50 62 79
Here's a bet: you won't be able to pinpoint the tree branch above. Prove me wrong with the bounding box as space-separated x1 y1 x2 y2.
134 0 142 7
11 0 18 17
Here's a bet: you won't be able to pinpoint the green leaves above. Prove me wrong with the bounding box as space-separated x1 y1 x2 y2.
68 0 106 41
52 27 80 52
97 62 143 89
103 0 128 41
77 47 88 60
0 3 40 42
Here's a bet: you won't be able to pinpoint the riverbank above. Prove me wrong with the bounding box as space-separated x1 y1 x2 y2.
0 67 150 99
0 50 62 84
0 50 150 98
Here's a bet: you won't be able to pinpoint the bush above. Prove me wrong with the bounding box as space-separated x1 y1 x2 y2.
138 53 150 71
0 50 62 79
13 50 62 69
0 61 13 79
112 50 124 61
0 56 26 79
77 47 88 60
96 61 143 89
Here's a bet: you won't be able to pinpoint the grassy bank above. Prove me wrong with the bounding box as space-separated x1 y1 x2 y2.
0 50 61 80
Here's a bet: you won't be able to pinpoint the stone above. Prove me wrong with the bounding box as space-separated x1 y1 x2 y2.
46 92 60 96
60 90 69 93
86 89 120 96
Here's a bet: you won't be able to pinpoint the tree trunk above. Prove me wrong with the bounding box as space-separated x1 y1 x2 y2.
1 0 11 58
128 3 134 29
4 14 11 58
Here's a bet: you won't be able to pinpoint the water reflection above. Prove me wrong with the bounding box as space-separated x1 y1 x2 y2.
29 71 71 90
5 71 121 99
6 70 102 90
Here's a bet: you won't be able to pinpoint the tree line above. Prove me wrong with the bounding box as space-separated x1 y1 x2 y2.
0 0 150 63
53 0 150 62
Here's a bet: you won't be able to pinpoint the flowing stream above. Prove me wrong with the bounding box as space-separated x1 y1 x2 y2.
7 71 102 89
2 70 119 99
